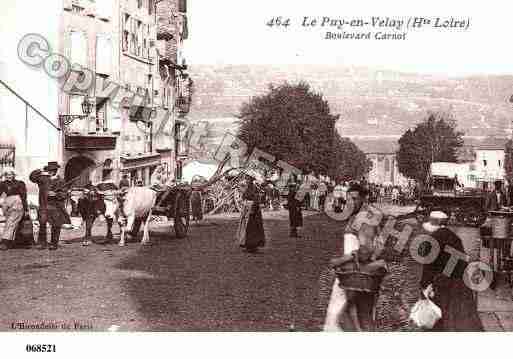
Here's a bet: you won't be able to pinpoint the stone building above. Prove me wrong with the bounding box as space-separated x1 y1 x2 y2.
57 0 191 186
353 138 409 186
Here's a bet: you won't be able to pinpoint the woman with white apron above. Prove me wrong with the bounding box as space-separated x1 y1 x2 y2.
0 167 28 250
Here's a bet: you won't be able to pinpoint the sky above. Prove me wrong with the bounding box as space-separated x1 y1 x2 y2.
1 0 512 76
186 0 513 76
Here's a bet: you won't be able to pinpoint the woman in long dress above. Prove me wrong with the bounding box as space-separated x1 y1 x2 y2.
419 212 483 331
0 167 28 250
191 188 203 222
237 178 266 253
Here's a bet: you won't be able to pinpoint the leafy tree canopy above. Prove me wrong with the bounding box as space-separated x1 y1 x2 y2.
237 82 339 176
397 112 464 184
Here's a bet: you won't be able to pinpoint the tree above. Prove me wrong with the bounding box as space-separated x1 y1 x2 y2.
237 82 339 176
397 113 464 184
329 134 372 182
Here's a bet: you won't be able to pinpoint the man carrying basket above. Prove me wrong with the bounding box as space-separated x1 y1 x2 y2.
323 183 386 331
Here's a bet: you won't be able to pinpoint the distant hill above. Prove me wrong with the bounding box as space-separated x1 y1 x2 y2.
186 64 513 160
188 64 513 138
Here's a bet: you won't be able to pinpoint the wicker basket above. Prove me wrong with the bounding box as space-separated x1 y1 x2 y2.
335 255 386 293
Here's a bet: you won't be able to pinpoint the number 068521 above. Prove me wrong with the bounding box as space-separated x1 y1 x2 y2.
25 344 56 353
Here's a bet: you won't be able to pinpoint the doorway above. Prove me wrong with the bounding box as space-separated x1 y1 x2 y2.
65 156 96 187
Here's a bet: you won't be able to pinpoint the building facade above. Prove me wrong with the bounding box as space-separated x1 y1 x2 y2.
57 0 190 187
352 139 409 186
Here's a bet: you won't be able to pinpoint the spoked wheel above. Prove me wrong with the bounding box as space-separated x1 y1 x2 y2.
174 191 190 239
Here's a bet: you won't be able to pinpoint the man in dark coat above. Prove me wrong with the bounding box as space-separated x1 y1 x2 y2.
29 162 71 250
286 182 303 238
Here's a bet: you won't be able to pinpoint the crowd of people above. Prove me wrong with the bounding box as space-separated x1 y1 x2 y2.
1 164 486 331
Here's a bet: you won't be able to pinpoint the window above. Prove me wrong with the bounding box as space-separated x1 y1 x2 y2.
110 107 122 133
96 35 112 75
499 160 502 167
148 0 154 15
69 95 86 133
483 160 487 167
96 98 110 132
137 0 143 9
384 158 390 172
70 31 87 66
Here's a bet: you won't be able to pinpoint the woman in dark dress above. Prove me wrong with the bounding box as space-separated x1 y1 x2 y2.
191 188 203 222
237 178 266 253
286 182 303 237
419 212 483 331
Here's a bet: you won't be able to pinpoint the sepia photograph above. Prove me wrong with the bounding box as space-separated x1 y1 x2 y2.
1 0 513 356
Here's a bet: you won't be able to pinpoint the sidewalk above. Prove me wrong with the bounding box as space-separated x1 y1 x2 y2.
478 277 513 331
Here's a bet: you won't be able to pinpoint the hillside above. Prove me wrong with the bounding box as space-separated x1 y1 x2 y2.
188 64 513 137
185 64 513 160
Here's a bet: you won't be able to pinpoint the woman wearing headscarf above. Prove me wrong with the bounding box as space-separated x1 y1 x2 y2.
0 168 28 250
419 211 483 331
236 177 266 253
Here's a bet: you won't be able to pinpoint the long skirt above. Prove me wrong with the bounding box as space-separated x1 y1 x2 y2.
236 201 265 251
431 276 483 331
191 191 203 220
1 195 24 241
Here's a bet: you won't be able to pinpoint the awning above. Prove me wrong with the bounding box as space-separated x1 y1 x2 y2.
120 153 161 170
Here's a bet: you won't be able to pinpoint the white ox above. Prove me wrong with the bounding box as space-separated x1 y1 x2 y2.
118 186 158 246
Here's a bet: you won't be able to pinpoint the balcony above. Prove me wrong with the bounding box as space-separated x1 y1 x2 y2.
65 134 117 151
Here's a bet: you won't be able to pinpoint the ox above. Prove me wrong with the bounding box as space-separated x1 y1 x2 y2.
71 183 119 245
117 186 157 246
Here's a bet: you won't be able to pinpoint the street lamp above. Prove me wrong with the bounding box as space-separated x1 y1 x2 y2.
60 96 94 127
81 97 93 116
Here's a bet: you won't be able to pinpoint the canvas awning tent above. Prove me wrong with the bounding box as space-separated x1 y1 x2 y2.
182 160 219 183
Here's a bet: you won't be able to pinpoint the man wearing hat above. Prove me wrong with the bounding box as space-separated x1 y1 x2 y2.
29 162 71 250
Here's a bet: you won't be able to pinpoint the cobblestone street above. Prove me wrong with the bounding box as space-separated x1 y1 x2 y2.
0 207 511 331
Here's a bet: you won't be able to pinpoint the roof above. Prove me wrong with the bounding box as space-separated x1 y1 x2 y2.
352 139 399 154
463 137 508 151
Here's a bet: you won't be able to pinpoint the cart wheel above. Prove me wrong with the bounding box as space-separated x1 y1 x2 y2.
174 192 190 239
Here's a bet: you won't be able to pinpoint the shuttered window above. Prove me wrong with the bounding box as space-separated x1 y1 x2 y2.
69 95 86 133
